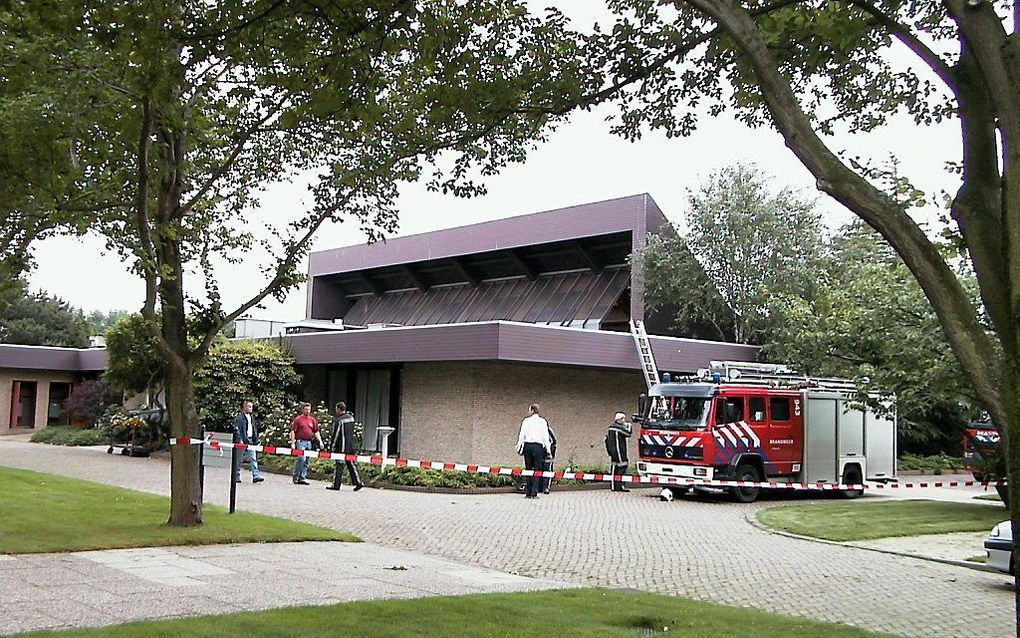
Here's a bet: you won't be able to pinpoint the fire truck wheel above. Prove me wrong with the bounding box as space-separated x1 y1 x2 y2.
729 464 761 503
840 465 864 499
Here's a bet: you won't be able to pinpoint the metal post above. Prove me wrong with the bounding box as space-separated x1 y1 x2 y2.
229 430 238 514
198 426 205 502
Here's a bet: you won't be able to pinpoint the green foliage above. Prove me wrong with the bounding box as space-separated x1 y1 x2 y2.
766 223 983 452
84 310 130 336
0 281 90 347
897 453 966 475
102 314 164 395
641 163 825 345
193 340 304 434
61 380 119 426
29 426 108 446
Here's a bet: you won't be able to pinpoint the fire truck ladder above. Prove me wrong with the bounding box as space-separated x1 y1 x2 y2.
705 361 860 391
630 320 660 391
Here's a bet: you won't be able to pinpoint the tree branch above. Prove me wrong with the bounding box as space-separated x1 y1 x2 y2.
680 0 1004 421
846 0 958 94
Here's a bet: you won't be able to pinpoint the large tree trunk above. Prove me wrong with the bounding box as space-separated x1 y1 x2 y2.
165 361 202 526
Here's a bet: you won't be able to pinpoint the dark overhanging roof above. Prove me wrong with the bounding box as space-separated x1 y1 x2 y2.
0 345 107 372
320 231 632 298
284 321 759 372
342 267 630 328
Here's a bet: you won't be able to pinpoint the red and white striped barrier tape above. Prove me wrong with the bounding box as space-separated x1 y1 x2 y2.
170 436 1007 491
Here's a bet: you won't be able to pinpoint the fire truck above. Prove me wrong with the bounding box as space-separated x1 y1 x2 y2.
962 422 1001 481
632 361 898 503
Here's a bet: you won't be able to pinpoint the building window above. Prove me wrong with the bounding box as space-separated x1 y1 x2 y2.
48 383 72 426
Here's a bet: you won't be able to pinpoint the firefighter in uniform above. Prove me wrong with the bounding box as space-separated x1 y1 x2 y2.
605 411 632 492
326 402 364 491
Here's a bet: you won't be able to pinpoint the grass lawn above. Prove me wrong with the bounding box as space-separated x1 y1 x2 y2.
18 588 894 638
756 499 1006 542
0 466 356 554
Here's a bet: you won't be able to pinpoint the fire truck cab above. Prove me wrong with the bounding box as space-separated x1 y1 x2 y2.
634 362 897 502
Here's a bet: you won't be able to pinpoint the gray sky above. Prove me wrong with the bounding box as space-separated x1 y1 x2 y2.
26 3 960 320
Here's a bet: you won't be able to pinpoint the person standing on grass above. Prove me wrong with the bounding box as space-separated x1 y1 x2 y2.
232 400 264 484
289 403 323 485
606 411 632 492
326 402 363 492
516 403 551 499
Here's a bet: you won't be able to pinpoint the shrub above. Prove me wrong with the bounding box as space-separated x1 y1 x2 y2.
193 340 304 433
30 426 108 446
898 453 966 475
62 380 120 426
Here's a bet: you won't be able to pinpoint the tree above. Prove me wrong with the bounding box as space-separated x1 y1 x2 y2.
581 0 1020 623
0 281 90 347
102 313 165 398
643 163 824 344
192 340 303 434
85 310 131 337
3 1 585 525
767 223 982 452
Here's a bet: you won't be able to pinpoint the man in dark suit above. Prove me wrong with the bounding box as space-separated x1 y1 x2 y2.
326 401 363 491
233 400 264 484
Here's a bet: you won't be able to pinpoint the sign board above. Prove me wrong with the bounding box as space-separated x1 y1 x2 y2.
202 432 234 469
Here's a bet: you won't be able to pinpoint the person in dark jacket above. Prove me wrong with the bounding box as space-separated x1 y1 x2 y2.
605 411 632 492
232 401 264 484
542 422 557 494
326 402 363 491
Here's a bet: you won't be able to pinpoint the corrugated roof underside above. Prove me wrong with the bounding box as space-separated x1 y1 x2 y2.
343 268 629 328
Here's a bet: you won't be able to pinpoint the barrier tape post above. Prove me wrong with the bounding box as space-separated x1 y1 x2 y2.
228 430 238 514
198 426 205 503
168 438 1007 493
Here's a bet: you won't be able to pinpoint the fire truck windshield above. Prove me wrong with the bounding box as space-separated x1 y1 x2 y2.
646 396 710 431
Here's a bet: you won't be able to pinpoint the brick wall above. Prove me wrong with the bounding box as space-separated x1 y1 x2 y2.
400 361 644 466
0 370 77 434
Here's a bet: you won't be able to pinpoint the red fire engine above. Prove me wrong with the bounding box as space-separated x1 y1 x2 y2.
962 422 1001 481
632 361 898 502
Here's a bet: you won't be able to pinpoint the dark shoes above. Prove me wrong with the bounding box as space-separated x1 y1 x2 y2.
353 484 363 492
253 477 264 484
612 487 631 492
325 485 341 491
524 494 538 499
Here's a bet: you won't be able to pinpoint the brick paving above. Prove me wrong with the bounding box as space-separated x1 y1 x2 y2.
0 440 1013 637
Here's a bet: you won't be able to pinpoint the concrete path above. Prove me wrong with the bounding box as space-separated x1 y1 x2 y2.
0 440 1014 638
0 541 571 635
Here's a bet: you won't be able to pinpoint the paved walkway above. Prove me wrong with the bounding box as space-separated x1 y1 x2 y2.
0 440 1014 637
1 541 571 635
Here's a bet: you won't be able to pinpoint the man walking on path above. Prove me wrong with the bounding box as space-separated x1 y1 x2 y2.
232 400 264 484
516 403 551 499
290 403 323 485
606 411 632 492
327 402 363 491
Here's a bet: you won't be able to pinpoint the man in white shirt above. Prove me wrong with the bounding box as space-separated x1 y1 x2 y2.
516 403 551 499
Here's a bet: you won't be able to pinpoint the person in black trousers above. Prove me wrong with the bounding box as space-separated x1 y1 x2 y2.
516 403 551 499
542 422 557 494
326 402 363 491
606 411 632 492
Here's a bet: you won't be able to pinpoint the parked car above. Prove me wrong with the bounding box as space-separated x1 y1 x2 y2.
985 520 1014 574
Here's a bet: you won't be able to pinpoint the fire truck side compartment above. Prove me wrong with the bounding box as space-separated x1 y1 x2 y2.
802 392 839 483
865 406 896 478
